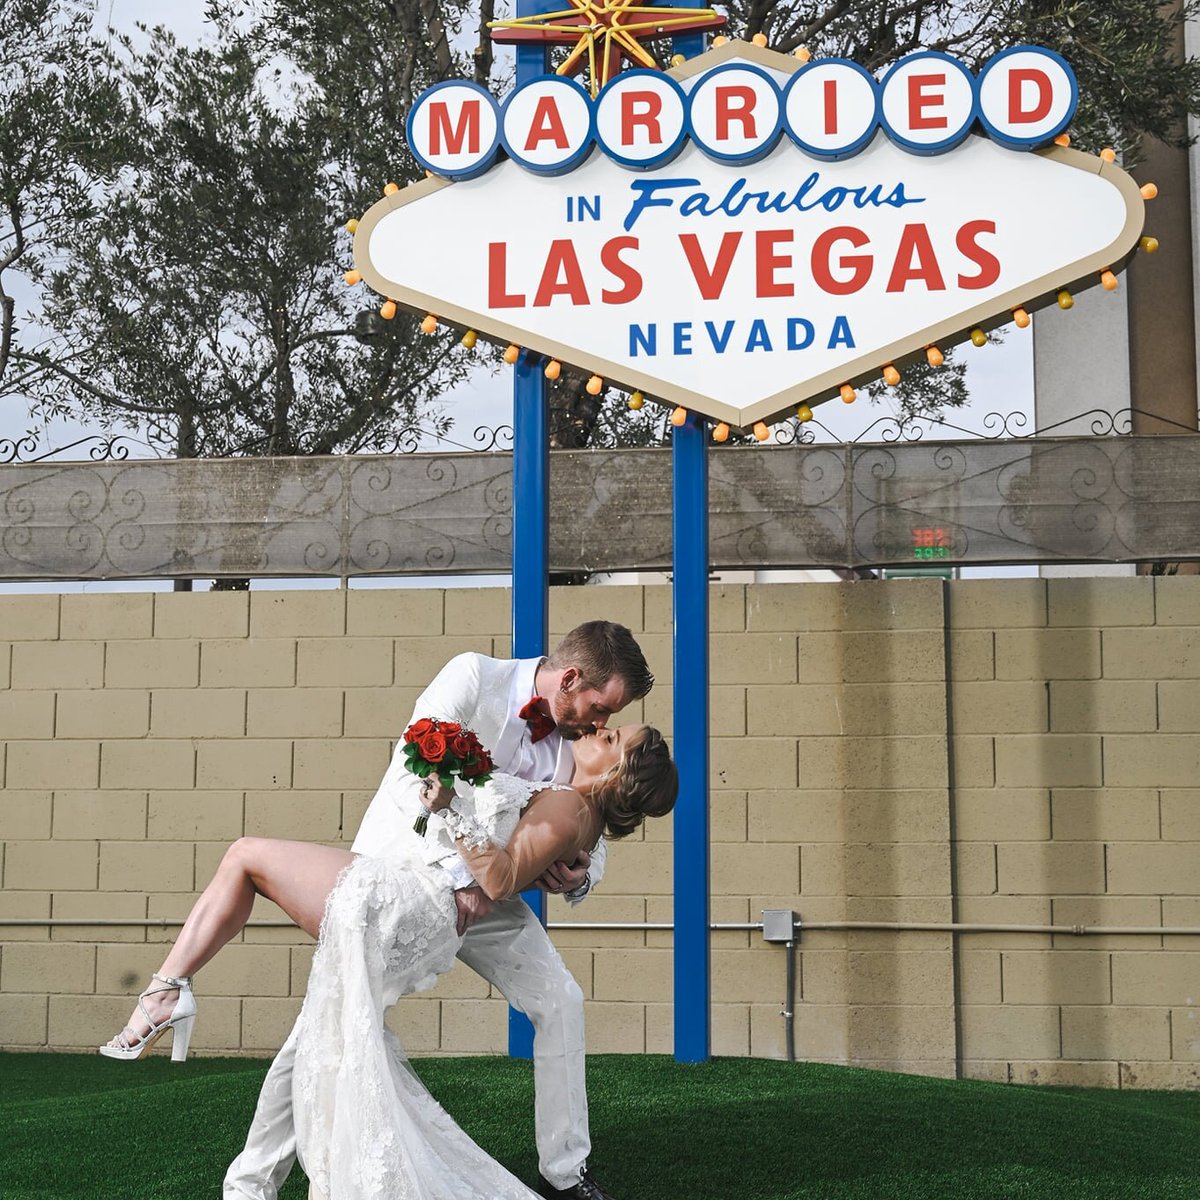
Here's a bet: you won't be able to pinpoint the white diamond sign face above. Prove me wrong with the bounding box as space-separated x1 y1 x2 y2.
354 45 1144 427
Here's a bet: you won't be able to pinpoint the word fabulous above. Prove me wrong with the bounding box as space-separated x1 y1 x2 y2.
406 46 1076 180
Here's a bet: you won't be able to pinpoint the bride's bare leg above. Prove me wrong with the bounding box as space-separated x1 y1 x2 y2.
109 838 355 1044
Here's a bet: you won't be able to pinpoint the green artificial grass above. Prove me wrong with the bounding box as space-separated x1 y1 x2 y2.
2 1051 1198 1199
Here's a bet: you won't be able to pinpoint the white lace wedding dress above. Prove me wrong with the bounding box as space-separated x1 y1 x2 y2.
291 774 548 1200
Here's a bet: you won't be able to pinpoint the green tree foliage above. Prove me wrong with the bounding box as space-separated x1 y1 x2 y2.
21 12 465 457
0 0 124 390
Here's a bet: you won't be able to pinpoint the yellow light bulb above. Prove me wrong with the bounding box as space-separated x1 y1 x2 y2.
461 330 477 349
970 328 988 347
345 218 359 234
1140 236 1160 253
1057 289 1074 310
628 391 644 410
670 53 686 67
796 403 813 422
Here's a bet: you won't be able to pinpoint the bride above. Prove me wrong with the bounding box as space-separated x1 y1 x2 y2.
100 724 677 1199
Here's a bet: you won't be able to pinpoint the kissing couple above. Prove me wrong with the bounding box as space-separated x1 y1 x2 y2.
100 621 677 1200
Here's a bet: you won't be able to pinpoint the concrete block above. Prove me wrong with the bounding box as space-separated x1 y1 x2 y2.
0 995 48 1045
292 738 391 791
548 895 648 948
798 736 947 790
948 631 995 681
1051 789 1159 841
599 841 673 895
953 790 1050 841
582 1001 646 1052
748 790 840 843
6 740 100 789
1102 628 1200 680
1119 1061 1200 1089
1001 949 1111 1004
1047 577 1155 627
297 638 394 688
1050 896 1164 950
60 594 154 640
709 633 798 684
713 737 797 790
1154 577 1200 626
101 740 195 790
1009 1060 1120 1088
1161 790 1200 841
746 579 942 633
1049 680 1157 733
99 841 194 892
4 840 97 891
712 843 799 897
749 682 945 737
241 996 304 1051
0 595 59 640
950 682 1048 735
245 791 343 842
53 791 146 840
193 944 292 996
383 997 442 1053
960 1003 1060 1059
148 791 243 841
646 684 742 736
0 691 55 738
797 630 946 684
951 737 996 787
948 580 1047 629
152 689 245 738
1111 953 1200 1005
0 889 52 942
843 843 951 898
57 689 150 738
393 638 494 690
247 688 342 738
443 589 509 637
1159 681 1200 732
11 641 104 689
647 1001 750 1056
343 688 422 739
958 950 1002 1003
1171 1007 1200 1060
104 641 200 688
0 791 51 839
550 584 647 634
201 639 295 688
2 942 95 993
995 628 1101 679
346 589 443 637
50 890 147 943
154 592 249 639
994 734 1102 788
249 590 345 639
800 843 846 897
648 583 744 632
0 643 9 688
801 949 954 1007
953 845 997 897
1061 1005 1171 1061
593 948 672 1002
1107 843 1200 896
996 841 1105 895
440 997 508 1053
1104 735 1200 788
196 740 291 790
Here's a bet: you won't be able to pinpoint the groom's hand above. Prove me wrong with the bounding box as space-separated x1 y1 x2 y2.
453 885 495 935
537 849 591 895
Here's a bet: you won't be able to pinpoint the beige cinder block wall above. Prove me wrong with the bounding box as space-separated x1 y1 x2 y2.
0 578 1197 1087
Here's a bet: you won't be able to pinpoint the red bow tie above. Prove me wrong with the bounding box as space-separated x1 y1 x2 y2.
519 697 556 744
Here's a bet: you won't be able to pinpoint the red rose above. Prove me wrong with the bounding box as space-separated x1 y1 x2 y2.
449 732 473 759
419 731 447 762
440 721 462 736
405 717 434 744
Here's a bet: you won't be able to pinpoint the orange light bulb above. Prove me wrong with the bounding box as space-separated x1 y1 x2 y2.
882 364 901 386
380 300 397 320
926 346 944 367
544 359 561 380
839 383 855 404
503 344 520 364
712 422 730 442
670 407 688 426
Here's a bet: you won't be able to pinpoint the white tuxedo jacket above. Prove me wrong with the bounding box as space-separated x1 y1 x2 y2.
352 652 606 892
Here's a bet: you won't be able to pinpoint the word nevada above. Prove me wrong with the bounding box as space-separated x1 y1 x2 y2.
407 46 1077 179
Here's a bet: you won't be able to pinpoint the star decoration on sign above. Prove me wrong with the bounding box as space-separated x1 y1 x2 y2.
490 1 727 97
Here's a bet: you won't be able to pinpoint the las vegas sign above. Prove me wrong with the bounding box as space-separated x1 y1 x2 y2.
352 40 1147 429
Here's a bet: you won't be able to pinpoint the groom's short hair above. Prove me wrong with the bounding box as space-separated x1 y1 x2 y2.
549 621 654 701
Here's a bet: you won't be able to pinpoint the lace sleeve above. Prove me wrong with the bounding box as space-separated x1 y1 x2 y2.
437 773 538 852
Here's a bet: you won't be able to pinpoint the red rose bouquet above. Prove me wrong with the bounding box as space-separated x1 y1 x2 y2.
402 718 494 835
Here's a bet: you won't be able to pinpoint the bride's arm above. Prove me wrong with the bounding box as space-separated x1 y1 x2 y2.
447 789 599 902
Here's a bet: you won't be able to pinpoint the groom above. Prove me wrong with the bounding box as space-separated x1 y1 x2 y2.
224 620 655 1200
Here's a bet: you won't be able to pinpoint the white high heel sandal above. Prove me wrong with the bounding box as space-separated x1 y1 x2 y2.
99 972 197 1062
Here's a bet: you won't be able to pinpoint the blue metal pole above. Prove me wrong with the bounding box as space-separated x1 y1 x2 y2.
672 412 711 1063
509 0 554 1061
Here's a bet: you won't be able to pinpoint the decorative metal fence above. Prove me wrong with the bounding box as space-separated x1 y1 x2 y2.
2 434 1198 581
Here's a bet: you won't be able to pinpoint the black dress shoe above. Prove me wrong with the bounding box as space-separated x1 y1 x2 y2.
537 1169 615 1200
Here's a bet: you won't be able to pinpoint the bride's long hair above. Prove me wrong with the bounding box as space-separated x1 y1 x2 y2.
593 726 677 839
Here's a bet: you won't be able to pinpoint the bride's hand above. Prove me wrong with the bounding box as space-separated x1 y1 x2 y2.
420 777 455 812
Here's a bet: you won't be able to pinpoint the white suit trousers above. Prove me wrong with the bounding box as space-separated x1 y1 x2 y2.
223 896 589 1197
